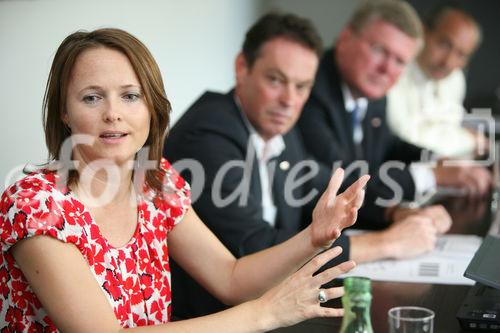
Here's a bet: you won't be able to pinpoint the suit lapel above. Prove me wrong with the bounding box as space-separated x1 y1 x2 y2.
270 157 287 229
314 50 359 162
362 99 386 165
271 131 305 231
226 91 264 213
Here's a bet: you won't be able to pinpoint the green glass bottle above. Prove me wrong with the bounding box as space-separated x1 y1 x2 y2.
339 277 374 333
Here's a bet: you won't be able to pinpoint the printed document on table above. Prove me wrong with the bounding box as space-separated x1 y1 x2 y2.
341 233 482 285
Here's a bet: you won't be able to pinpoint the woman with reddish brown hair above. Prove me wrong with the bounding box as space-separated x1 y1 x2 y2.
0 28 368 332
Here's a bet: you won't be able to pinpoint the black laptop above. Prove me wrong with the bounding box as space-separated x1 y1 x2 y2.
457 235 500 331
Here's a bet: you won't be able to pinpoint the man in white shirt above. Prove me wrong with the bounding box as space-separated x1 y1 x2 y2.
388 5 483 158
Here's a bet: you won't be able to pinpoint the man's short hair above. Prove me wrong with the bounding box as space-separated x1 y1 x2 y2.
242 12 323 68
348 0 423 40
424 3 482 44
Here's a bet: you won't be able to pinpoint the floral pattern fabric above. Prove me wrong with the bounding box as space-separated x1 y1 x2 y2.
0 159 191 332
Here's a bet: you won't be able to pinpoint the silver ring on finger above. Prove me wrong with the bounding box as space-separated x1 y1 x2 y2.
318 289 327 303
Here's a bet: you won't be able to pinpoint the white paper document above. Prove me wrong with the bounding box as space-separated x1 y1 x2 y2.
341 234 483 285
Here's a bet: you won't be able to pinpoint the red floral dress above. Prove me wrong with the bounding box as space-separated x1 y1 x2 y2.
0 159 191 332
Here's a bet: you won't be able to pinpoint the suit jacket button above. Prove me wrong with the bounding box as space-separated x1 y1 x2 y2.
279 161 290 171
371 117 382 128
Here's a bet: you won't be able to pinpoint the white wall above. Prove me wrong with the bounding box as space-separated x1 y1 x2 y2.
0 0 258 190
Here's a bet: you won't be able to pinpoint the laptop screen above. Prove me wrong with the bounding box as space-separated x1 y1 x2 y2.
464 235 500 290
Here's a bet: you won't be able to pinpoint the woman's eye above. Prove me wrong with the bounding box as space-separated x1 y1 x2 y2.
82 95 100 104
123 93 140 102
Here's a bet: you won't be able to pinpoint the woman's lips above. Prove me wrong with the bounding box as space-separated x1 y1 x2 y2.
99 132 129 144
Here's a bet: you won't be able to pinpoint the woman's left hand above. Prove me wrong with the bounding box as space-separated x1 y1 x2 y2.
310 168 370 249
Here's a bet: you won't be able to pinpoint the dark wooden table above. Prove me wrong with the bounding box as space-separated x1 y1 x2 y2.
272 195 497 333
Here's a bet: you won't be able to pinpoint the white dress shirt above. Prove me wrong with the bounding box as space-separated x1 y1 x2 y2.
387 61 475 157
235 97 285 226
248 132 285 226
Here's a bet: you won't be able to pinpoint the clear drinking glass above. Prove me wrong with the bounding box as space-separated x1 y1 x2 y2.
388 306 435 333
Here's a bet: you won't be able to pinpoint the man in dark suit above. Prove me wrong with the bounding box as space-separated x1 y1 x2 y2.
164 12 444 318
298 0 491 228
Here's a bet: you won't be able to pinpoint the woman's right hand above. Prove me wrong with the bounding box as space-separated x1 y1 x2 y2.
255 246 355 330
